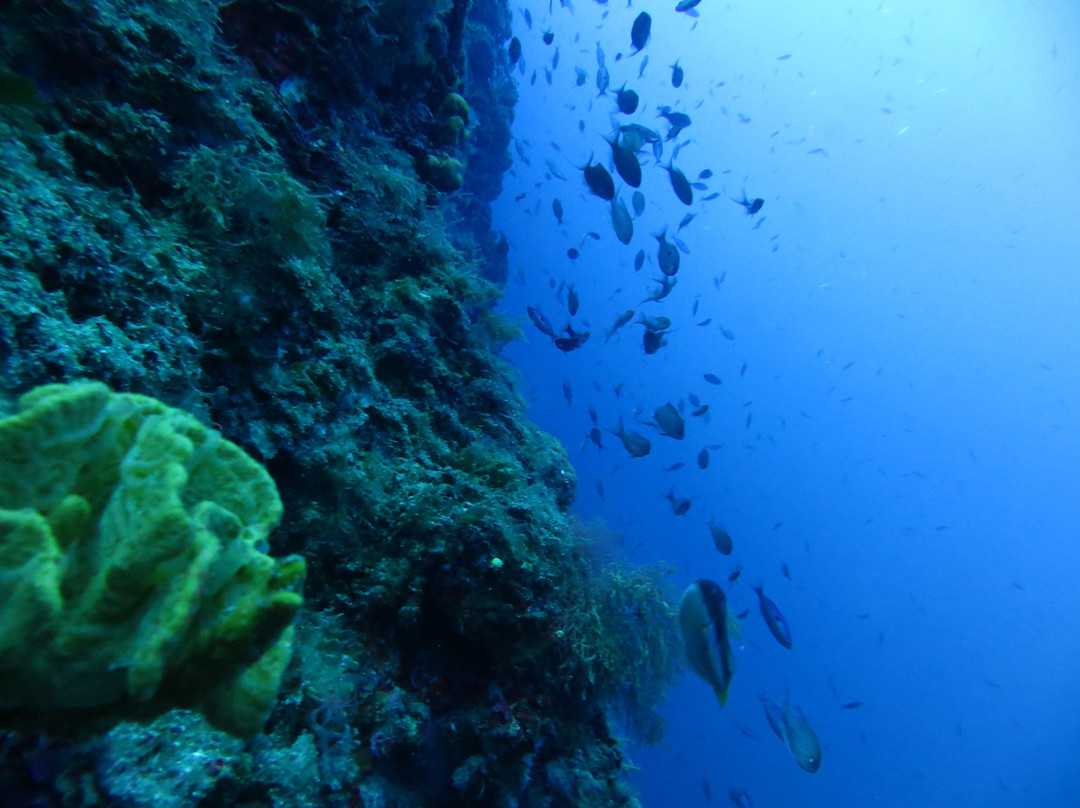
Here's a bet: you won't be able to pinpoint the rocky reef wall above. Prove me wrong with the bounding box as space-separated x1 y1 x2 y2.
0 1 680 806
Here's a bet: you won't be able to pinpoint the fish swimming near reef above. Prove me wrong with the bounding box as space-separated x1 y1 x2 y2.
732 190 764 215
665 489 692 515
636 314 671 332
615 84 639 114
653 402 685 439
760 696 822 772
657 106 692 139
607 135 642 187
664 162 694 205
671 60 684 87
582 157 615 200
642 328 668 354
753 584 792 649
554 326 589 353
680 578 736 706
552 197 564 223
527 305 555 338
654 228 681 275
632 191 647 217
508 37 522 66
630 12 652 53
609 416 652 457
605 309 635 342
611 194 634 244
708 520 733 554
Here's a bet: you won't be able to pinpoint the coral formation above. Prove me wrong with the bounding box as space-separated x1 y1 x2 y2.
0 381 305 739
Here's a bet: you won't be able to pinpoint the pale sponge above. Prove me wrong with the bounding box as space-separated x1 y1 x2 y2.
0 381 305 738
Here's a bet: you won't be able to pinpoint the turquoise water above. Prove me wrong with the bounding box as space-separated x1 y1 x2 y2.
495 1 1080 805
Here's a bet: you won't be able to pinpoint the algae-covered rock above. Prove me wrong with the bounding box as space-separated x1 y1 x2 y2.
0 381 305 738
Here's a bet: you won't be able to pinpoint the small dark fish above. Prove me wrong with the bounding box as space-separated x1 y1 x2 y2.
702 776 712 804
607 135 642 187
736 723 757 738
595 476 605 501
753 584 792 649
552 197 564 223
637 314 671 331
575 67 588 86
740 363 747 376
664 462 685 472
544 67 552 85
691 181 709 190
732 190 764 215
735 608 749 620
676 0 701 9
728 787 753 808
654 402 685 439
615 85 639 114
596 64 610 96
527 305 556 338
588 405 598 424
583 231 602 241
720 327 735 341
697 448 709 469
677 212 696 231
630 12 652 53
522 8 532 28
728 566 742 583
638 54 649 78
634 249 645 271
708 520 733 554
611 195 634 245
780 562 791 580
508 37 522 66
841 701 863 710
655 228 681 275
605 309 635 342
567 247 580 260
643 328 666 354
609 416 652 457
698 169 713 179
514 192 527 201
562 379 573 406
691 404 709 417
552 47 559 70
583 157 615 200
657 105 692 139
642 275 677 303
543 30 555 45
680 578 736 706
673 236 690 255
703 192 721 201
671 60 684 88
567 285 579 315
664 162 694 205
703 373 723 385
554 327 590 352
665 489 692 515
631 190 646 217
777 53 791 60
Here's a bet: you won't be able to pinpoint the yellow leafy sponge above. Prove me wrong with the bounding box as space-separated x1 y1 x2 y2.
0 381 305 738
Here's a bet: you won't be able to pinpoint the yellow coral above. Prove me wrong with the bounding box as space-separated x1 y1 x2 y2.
0 381 305 738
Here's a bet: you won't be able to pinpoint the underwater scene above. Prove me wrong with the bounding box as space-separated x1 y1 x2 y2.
0 0 1076 806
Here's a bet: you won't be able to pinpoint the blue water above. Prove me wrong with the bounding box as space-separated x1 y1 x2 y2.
491 1 1080 805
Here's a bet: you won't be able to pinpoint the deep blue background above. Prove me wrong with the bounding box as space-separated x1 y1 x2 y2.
491 1 1080 804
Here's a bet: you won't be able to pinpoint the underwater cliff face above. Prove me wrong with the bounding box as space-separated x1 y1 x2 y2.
0 1 680 806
